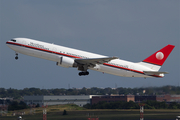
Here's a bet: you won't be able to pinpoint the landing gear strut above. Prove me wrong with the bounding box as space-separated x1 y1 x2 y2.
78 65 89 76
79 71 89 76
15 53 18 60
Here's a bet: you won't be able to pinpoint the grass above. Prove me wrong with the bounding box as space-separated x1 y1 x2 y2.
0 104 179 120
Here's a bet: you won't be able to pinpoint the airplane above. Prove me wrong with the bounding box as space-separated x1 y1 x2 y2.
6 38 175 78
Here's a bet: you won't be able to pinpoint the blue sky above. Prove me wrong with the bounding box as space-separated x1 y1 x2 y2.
0 0 179 89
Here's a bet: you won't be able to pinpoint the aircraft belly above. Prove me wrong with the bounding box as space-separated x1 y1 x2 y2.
100 65 127 77
99 64 150 77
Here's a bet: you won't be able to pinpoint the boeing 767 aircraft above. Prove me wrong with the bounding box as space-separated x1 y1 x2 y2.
6 38 175 78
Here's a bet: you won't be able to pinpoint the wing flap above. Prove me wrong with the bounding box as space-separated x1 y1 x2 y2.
75 56 118 67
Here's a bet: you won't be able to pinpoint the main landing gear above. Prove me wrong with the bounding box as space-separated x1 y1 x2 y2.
79 71 89 76
15 53 18 60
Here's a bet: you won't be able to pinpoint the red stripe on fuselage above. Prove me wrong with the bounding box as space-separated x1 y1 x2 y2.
103 63 162 78
103 63 144 74
6 41 162 78
6 41 81 59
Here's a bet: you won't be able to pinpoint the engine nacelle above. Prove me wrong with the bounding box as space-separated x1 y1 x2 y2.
56 57 77 68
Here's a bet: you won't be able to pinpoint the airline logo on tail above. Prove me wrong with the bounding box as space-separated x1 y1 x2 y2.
156 52 164 60
142 44 175 66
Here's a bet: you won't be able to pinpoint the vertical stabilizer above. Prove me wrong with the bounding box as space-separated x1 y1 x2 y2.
140 44 175 71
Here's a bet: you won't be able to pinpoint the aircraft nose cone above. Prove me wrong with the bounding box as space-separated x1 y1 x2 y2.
6 41 10 45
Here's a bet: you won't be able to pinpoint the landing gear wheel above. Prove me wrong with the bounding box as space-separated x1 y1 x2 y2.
79 72 82 76
86 71 89 75
15 56 18 60
78 71 89 76
15 53 18 60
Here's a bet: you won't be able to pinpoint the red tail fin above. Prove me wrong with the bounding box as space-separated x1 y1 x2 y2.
142 44 175 66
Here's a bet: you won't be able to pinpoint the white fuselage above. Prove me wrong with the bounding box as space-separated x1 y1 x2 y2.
6 38 159 78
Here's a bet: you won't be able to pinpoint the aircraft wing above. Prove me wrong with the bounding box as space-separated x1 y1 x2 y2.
143 71 168 75
75 56 118 67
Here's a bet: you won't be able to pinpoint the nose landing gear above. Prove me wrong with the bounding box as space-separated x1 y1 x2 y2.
15 53 18 60
79 71 89 76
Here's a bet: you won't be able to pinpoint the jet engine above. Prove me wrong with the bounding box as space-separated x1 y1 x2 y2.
56 56 77 68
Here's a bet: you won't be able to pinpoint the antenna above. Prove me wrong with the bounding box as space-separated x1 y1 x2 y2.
139 103 145 120
115 83 117 89
68 84 70 89
42 105 48 120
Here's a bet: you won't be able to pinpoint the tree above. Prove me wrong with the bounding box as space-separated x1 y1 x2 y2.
83 103 91 109
8 101 28 111
36 103 40 108
62 110 67 115
168 102 180 109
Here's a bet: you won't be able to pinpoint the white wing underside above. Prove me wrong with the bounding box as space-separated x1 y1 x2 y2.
75 56 118 67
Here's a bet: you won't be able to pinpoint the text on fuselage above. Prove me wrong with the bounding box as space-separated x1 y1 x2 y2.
28 42 49 50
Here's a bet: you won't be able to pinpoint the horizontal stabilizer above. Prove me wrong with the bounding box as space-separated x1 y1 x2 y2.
143 71 168 76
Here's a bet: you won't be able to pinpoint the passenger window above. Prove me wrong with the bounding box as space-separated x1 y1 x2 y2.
11 39 16 42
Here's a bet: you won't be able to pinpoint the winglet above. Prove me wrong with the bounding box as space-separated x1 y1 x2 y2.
142 44 175 66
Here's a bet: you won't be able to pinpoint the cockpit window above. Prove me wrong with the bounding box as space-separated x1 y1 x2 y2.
11 39 16 42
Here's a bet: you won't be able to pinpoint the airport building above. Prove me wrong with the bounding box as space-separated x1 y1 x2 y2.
24 95 97 107
0 98 13 104
24 94 180 107
156 94 180 102
135 95 180 103
91 95 135 104
135 96 156 102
